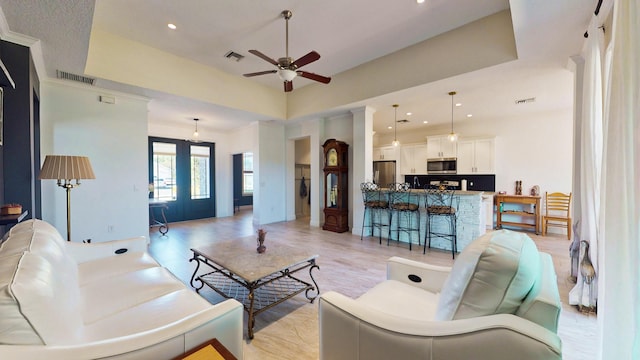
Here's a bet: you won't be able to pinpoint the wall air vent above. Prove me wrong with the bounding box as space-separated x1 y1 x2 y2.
515 97 536 105
224 51 245 62
56 70 95 85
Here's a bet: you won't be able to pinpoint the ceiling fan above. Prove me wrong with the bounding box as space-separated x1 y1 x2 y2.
243 10 331 92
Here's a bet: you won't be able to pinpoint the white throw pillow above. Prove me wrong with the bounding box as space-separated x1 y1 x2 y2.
435 229 540 320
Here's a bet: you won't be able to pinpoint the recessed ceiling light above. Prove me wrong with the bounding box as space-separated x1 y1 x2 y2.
406 112 412 116
467 114 473 118
387 126 393 129
455 103 462 107
416 0 425 3
168 23 177 30
423 121 428 124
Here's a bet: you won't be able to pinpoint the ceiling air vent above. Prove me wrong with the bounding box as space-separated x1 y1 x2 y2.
224 51 245 62
56 70 95 85
515 97 536 105
397 119 409 123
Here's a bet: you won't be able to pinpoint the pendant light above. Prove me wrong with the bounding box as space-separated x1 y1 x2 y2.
447 91 458 142
391 104 400 147
192 118 200 142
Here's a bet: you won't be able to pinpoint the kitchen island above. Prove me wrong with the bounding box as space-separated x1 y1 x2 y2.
362 189 487 254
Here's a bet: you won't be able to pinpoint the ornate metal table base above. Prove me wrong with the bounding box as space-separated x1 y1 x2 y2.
149 201 169 235
189 250 319 339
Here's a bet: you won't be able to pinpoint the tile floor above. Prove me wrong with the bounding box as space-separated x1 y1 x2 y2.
148 208 597 360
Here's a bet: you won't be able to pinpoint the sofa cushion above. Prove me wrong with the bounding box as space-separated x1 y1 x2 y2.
0 253 44 345
77 251 160 286
435 229 541 321
357 280 439 321
80 266 187 325
10 252 84 345
81 289 213 342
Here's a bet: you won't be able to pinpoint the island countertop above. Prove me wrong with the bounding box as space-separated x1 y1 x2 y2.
362 189 488 254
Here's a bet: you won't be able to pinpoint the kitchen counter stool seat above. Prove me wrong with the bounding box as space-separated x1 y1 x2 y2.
425 186 459 258
388 183 421 251
360 182 391 244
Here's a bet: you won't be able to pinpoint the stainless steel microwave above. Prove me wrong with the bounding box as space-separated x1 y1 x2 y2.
427 158 457 174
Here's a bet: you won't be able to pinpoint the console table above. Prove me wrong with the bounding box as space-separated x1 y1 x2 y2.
495 195 540 234
149 200 169 235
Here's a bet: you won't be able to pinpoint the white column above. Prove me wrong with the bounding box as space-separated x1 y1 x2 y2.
350 106 376 236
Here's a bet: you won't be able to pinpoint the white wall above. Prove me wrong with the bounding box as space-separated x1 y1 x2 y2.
376 108 574 196
40 80 149 242
255 121 286 225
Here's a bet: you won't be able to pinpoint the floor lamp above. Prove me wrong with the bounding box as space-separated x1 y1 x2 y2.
39 155 96 242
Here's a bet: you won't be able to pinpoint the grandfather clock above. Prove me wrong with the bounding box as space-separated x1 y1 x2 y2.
322 138 349 233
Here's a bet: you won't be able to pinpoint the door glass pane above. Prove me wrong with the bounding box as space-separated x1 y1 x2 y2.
191 145 210 200
152 142 177 201
242 152 253 195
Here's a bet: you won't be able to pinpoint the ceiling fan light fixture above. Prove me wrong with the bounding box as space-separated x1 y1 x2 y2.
278 69 297 82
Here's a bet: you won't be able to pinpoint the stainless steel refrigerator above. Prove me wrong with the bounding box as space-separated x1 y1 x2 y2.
373 160 396 187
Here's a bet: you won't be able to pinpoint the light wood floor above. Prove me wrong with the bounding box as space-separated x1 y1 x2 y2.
149 208 597 360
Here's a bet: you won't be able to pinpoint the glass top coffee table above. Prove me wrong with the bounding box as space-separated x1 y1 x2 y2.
189 236 320 339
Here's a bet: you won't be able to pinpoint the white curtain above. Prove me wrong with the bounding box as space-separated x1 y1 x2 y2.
598 0 640 358
569 14 604 308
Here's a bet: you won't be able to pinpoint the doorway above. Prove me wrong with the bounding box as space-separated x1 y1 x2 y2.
148 137 216 222
294 137 311 221
233 152 253 213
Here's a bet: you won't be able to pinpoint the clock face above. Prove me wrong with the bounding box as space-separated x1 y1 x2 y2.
327 148 338 166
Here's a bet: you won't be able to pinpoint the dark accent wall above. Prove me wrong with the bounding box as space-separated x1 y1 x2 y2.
404 174 496 192
1 40 37 219
233 154 253 206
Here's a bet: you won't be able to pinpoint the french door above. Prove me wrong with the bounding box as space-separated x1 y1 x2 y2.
149 137 216 222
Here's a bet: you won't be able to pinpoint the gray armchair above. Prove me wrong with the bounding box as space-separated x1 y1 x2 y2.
319 230 562 360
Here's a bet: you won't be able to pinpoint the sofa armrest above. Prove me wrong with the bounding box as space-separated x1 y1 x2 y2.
64 237 149 264
0 299 244 360
319 291 562 360
386 256 451 293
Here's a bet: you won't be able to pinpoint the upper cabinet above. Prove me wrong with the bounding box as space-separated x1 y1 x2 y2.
400 144 429 175
457 137 495 174
372 145 399 161
426 135 457 159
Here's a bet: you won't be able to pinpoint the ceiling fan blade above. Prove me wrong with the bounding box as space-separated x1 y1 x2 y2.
291 51 320 69
248 50 279 66
284 81 293 92
298 71 331 84
243 70 277 77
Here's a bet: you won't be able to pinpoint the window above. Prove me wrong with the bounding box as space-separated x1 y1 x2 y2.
152 142 177 201
243 152 253 196
190 145 210 200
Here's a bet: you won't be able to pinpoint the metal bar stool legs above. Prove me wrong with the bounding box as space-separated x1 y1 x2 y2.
388 183 421 251
360 183 390 244
424 187 458 259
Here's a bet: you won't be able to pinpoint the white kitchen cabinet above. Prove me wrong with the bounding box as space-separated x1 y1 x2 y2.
400 144 429 174
426 136 457 158
373 145 399 161
457 137 495 174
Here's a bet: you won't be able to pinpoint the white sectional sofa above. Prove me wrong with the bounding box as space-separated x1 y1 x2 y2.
0 219 243 360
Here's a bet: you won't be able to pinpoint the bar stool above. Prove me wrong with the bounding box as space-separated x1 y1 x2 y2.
388 182 421 250
424 185 459 259
360 182 391 243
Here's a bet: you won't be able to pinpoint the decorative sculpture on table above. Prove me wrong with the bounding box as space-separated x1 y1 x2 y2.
515 180 523 195
257 228 267 253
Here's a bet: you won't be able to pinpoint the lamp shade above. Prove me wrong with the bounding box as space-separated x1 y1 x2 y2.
39 155 96 180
